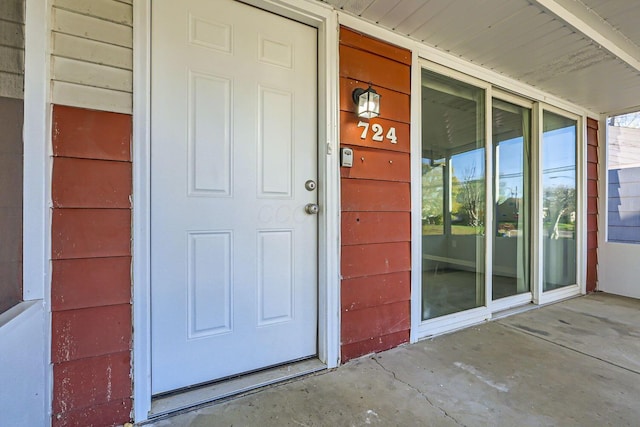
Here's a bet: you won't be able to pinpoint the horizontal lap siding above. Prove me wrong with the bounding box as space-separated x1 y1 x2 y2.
51 105 132 426
339 27 412 362
50 2 134 425
0 0 24 99
51 0 133 114
586 118 598 292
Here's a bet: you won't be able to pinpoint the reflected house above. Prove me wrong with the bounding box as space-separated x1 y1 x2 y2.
497 197 520 224
607 125 640 243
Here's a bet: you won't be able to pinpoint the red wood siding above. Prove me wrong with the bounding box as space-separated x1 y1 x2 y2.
586 118 599 292
51 105 132 426
340 27 412 362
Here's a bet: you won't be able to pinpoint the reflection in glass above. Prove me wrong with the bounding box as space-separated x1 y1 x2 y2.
542 111 577 291
492 99 531 300
421 69 485 320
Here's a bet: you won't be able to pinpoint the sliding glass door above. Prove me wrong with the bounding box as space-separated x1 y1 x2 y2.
418 63 583 332
421 69 486 320
492 98 531 300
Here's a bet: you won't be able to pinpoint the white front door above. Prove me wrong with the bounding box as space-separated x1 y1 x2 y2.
150 0 318 394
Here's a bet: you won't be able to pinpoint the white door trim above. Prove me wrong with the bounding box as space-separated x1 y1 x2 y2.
132 0 339 421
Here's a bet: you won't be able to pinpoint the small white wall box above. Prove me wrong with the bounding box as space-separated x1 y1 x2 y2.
341 147 353 167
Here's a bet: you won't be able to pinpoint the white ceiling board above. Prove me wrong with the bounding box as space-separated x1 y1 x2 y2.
320 0 640 114
358 0 400 23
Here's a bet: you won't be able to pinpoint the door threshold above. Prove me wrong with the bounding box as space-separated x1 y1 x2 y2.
149 358 326 418
491 302 537 320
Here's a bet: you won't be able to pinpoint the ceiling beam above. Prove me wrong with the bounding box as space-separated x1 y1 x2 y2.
533 0 640 73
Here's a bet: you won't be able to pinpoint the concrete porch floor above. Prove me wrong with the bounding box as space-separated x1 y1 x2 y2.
148 293 640 426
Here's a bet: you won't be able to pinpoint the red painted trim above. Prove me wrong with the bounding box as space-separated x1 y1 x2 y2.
341 272 411 312
52 351 131 414
341 180 411 212
341 242 411 279
340 27 411 65
340 147 410 182
341 330 409 362
51 257 131 311
586 118 598 293
340 45 411 94
52 105 131 161
51 304 132 363
341 212 410 246
52 157 132 209
52 398 132 427
51 209 131 259
51 105 133 426
339 27 412 360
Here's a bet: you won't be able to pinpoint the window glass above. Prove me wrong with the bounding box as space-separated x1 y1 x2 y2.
0 0 25 313
542 111 577 291
492 99 531 299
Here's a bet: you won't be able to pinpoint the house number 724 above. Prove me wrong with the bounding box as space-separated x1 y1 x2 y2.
357 121 397 144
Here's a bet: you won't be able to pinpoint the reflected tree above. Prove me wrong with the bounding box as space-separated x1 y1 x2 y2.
544 185 576 239
457 164 484 227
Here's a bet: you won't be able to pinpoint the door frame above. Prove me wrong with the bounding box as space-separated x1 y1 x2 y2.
132 0 339 422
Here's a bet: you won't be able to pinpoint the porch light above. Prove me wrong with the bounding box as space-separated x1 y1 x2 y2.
352 85 381 119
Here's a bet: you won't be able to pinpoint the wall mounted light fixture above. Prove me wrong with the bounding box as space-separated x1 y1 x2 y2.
352 85 380 119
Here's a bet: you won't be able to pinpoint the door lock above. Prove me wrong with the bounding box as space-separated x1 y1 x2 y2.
305 203 319 215
305 180 317 191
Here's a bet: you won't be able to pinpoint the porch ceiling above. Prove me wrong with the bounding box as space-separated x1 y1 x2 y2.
321 0 640 115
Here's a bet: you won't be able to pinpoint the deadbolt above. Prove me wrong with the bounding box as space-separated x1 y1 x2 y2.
305 180 317 191
305 203 319 215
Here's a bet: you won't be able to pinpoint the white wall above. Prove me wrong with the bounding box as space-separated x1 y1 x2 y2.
599 244 640 298
599 122 640 299
51 0 133 114
0 302 47 426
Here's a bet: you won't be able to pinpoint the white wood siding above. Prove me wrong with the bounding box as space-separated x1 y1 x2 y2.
51 0 133 113
0 0 25 99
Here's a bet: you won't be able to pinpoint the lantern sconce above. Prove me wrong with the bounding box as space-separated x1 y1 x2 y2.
352 84 381 119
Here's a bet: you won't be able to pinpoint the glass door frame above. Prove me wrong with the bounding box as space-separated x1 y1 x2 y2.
412 61 493 337
412 59 587 340
535 103 586 305
490 90 535 313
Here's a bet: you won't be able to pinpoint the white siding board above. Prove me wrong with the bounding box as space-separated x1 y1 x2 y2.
53 0 133 26
52 81 132 114
377 0 425 30
0 21 24 49
53 7 132 48
52 32 132 70
394 0 451 37
0 73 23 99
52 56 132 92
50 0 133 113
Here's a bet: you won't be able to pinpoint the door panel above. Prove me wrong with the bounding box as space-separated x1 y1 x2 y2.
421 68 486 320
151 0 318 394
492 99 531 300
541 111 577 291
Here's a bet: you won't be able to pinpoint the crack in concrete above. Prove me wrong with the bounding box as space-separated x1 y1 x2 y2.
371 357 466 427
